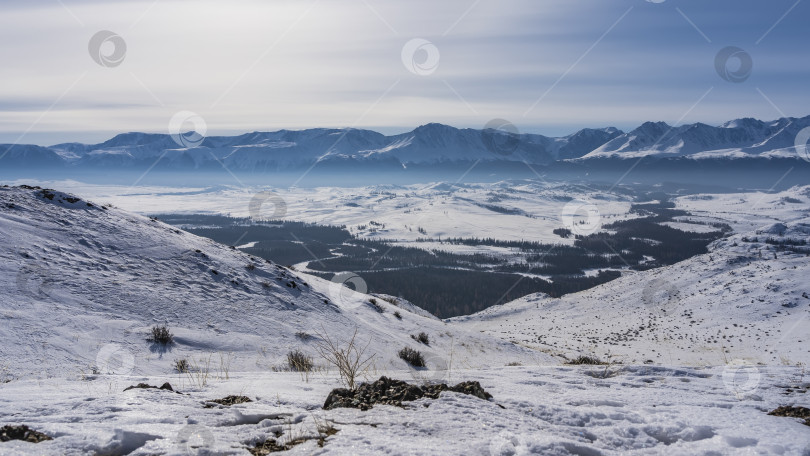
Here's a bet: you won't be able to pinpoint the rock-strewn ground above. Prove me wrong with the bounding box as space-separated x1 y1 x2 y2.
323 376 493 410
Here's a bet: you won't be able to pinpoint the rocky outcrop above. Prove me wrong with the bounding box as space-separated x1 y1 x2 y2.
323 376 492 411
0 425 52 443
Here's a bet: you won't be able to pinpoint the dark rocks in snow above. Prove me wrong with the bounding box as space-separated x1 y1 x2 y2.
768 406 810 426
323 376 493 411
204 395 253 408
0 425 52 443
123 382 178 393
38 190 56 200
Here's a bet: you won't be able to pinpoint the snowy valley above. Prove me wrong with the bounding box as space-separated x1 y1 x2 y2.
1 182 809 455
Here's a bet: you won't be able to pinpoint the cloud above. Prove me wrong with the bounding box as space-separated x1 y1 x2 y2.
0 0 807 144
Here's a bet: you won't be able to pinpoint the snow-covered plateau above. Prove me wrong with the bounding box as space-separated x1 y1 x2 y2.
1 183 809 455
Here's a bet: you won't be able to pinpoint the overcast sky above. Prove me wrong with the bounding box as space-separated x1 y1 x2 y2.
1 0 808 145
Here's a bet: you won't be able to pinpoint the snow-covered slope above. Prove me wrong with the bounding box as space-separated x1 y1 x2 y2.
452 186 810 367
0 185 546 382
359 124 622 165
0 145 65 168
585 115 810 159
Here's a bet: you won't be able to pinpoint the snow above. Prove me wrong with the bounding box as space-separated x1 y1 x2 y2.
583 115 810 160
3 179 635 246
0 186 541 383
452 186 810 367
1 366 808 455
2 184 810 455
8 116 810 172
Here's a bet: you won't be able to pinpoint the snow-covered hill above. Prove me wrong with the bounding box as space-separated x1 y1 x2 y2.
0 185 544 382
452 186 810 367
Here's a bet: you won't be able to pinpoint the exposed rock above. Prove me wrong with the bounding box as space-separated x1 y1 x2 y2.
323 376 493 411
204 395 253 408
768 406 810 426
0 425 52 443
443 380 494 401
123 382 177 393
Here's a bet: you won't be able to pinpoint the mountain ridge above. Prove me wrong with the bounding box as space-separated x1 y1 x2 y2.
2 115 810 172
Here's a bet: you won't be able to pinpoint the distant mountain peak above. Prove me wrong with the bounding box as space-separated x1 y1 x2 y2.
722 117 764 129
413 123 458 133
634 121 672 134
100 132 169 147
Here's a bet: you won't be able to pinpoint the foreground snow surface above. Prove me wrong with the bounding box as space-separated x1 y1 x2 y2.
1 366 809 455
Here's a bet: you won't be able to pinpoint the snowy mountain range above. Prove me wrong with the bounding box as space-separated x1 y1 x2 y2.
3 115 810 172
586 116 810 160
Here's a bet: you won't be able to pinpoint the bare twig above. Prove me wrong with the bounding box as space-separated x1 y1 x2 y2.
313 326 375 390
